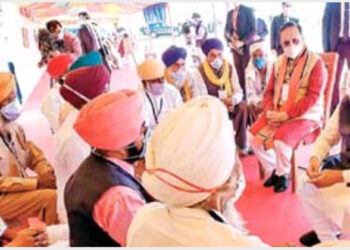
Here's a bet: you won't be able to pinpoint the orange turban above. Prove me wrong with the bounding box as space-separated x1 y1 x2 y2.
74 90 143 151
137 59 165 81
47 54 75 79
0 72 15 104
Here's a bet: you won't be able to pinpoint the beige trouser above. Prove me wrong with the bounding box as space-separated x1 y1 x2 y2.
0 189 58 226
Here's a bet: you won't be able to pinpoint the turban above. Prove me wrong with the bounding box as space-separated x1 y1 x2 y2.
137 59 165 81
142 96 236 207
249 42 267 55
201 38 223 56
162 46 187 67
60 65 110 110
0 72 15 104
47 54 75 79
69 50 103 71
74 90 143 151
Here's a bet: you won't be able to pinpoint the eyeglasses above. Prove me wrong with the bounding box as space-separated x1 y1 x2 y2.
282 38 300 48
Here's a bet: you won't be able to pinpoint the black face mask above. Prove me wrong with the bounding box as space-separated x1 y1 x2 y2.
124 128 150 164
125 140 146 164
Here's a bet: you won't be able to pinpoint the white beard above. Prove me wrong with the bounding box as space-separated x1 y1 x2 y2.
222 198 247 234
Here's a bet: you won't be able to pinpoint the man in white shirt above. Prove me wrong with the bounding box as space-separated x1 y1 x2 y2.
137 59 183 130
298 93 350 246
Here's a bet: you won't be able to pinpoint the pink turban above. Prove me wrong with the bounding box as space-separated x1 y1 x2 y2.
60 65 110 110
74 90 144 151
47 54 75 79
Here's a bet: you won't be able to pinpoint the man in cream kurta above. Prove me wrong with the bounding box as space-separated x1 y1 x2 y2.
0 72 58 226
298 96 350 246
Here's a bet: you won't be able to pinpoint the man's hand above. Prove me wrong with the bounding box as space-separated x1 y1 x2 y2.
256 101 263 113
266 111 289 123
309 169 345 188
37 170 57 189
221 98 234 112
49 50 60 58
271 50 277 57
6 228 48 247
234 40 244 48
253 34 261 41
306 156 321 179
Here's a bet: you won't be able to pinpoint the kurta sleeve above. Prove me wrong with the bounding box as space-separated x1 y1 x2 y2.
312 106 341 161
93 186 146 247
245 65 259 105
17 126 54 176
188 71 208 98
0 176 37 192
286 59 326 118
230 66 243 105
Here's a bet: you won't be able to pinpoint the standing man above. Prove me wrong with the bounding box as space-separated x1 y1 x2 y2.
271 2 299 56
191 13 208 48
77 12 99 54
224 3 256 99
77 12 112 74
46 20 82 59
323 2 350 113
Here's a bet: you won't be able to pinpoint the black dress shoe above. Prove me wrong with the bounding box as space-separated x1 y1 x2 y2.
274 175 289 193
299 231 320 247
263 170 278 187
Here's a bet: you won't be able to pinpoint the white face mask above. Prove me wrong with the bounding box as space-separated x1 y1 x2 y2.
284 44 303 59
210 58 223 70
1 100 21 122
59 31 65 40
170 68 186 88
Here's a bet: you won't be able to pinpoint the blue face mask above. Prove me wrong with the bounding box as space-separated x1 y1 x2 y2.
253 58 266 69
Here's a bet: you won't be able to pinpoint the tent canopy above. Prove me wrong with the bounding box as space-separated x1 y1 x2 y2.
18 2 153 23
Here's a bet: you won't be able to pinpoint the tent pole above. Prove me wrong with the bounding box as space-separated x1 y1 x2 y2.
212 2 217 37
167 3 175 45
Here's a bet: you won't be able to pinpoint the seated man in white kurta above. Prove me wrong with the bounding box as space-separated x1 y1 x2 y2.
137 59 183 131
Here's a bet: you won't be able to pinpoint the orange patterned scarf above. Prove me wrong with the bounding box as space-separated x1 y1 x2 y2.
250 49 309 149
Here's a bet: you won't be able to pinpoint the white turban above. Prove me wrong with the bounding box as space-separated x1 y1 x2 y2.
249 42 267 55
142 96 236 207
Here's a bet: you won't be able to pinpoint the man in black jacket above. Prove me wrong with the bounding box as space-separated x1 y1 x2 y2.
270 2 299 56
224 3 256 100
323 2 350 113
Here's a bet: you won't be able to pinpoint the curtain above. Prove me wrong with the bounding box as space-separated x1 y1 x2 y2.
143 3 167 24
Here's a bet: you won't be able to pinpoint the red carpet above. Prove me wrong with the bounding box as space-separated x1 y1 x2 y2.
20 67 313 246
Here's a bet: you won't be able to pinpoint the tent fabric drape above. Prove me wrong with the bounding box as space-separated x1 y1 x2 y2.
143 2 167 24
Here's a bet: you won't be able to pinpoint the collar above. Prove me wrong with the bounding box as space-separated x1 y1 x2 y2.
106 157 135 176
